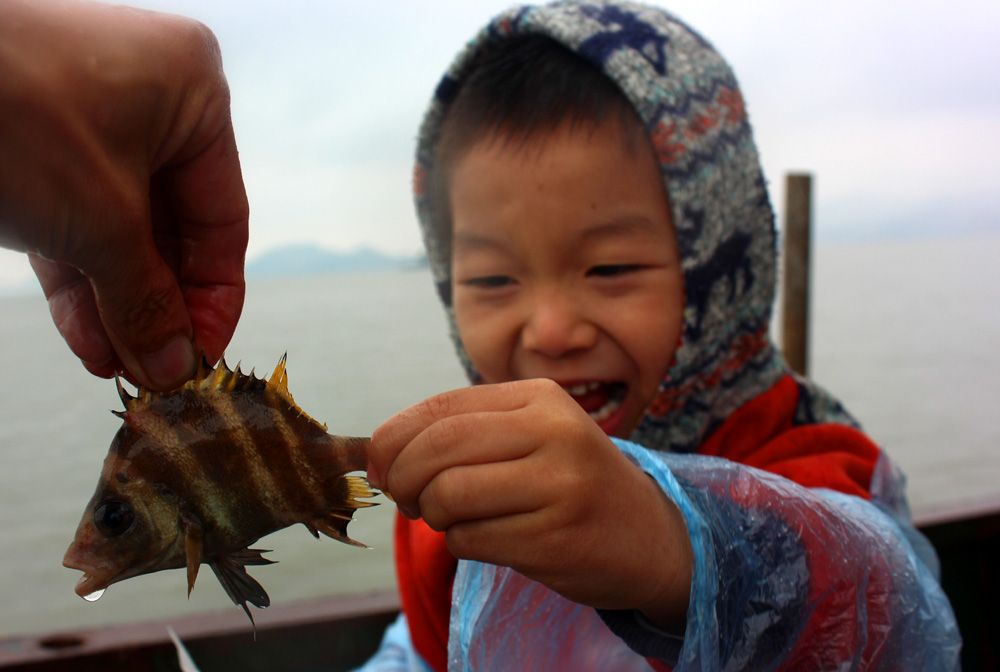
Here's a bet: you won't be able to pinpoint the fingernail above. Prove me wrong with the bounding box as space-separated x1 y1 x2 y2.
141 335 196 389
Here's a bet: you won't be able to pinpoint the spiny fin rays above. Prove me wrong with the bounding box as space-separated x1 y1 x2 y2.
111 354 302 416
209 548 277 632
182 516 204 598
311 475 380 547
268 352 290 396
313 517 368 548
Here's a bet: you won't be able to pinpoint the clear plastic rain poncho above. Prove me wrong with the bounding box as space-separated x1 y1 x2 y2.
359 1 961 670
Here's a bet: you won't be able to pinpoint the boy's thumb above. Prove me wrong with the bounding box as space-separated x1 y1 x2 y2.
87 239 197 391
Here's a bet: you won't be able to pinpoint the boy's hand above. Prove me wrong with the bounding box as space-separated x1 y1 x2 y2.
369 378 693 628
0 0 248 390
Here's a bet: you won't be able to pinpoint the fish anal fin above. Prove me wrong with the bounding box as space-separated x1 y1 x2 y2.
313 515 368 548
309 474 379 548
209 548 275 630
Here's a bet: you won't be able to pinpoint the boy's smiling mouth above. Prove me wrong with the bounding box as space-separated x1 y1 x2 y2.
560 381 628 434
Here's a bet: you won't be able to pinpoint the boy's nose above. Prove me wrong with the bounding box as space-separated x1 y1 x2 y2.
521 292 597 358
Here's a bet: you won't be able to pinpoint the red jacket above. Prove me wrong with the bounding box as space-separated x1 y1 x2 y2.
394 374 893 670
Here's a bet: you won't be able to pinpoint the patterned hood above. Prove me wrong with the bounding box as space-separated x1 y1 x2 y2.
413 0 796 453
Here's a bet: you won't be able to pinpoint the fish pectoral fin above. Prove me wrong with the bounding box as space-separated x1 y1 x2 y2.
181 515 204 598
209 548 275 628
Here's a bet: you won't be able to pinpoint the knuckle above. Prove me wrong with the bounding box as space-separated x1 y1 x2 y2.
429 468 463 512
529 377 565 400
424 415 465 455
444 524 478 560
369 425 391 456
171 16 223 63
119 283 178 336
419 390 456 422
547 465 589 515
420 468 468 534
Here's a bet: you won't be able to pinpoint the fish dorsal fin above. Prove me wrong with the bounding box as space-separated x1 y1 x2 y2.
112 356 266 417
267 353 291 400
111 354 325 431
265 353 317 424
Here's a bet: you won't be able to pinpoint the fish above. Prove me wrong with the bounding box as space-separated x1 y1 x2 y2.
62 355 377 623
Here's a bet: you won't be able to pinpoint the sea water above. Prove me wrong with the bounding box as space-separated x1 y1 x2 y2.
1 234 998 637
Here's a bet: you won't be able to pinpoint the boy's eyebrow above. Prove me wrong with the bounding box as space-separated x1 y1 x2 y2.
453 231 508 253
581 217 665 242
452 216 666 253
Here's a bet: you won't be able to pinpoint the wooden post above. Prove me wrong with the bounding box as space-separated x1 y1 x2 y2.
781 173 812 376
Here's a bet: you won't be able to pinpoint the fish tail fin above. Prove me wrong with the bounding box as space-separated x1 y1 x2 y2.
343 474 380 505
313 475 379 547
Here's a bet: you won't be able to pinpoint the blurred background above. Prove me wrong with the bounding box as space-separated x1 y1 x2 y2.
1 0 998 638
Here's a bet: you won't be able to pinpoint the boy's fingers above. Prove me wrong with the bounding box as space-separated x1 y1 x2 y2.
373 380 546 449
417 460 542 533
384 410 535 508
369 381 538 486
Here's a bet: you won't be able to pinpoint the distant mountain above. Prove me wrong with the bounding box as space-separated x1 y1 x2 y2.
247 244 424 278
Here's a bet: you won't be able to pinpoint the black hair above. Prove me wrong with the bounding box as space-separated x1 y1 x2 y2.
432 35 647 219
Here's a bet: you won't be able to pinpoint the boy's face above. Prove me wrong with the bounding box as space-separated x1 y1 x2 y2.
449 118 684 437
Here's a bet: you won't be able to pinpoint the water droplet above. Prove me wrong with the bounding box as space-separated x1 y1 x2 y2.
83 589 105 602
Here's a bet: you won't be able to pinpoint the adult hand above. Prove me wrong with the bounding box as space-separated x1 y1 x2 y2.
0 0 249 390
369 379 694 629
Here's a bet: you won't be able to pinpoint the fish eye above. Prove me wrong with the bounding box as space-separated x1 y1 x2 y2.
94 500 135 537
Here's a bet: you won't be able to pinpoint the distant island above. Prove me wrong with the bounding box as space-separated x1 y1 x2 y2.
246 244 426 278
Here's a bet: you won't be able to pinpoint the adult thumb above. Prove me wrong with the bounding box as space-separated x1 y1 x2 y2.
86 236 197 391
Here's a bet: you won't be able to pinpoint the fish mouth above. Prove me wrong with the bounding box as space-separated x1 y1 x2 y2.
72 571 111 598
63 544 117 598
63 550 115 598
63 532 184 600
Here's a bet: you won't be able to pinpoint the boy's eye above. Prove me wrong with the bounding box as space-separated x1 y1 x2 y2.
587 264 644 277
462 275 514 289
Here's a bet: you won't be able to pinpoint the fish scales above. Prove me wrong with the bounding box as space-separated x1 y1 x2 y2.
264 395 332 511
63 355 377 623
211 387 331 538
117 409 239 538
204 391 292 533
160 387 280 537
247 386 336 516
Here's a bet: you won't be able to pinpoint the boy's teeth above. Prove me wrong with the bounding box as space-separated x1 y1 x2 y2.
590 397 621 422
564 381 601 397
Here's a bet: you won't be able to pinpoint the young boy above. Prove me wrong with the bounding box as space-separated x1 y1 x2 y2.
363 2 960 670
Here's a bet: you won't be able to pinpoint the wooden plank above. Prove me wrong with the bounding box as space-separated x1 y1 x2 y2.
0 591 399 671
781 173 813 376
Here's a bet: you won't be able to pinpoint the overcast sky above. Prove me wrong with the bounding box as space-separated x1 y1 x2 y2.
2 0 998 290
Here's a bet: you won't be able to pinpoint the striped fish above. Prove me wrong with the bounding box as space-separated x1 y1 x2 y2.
62 355 376 623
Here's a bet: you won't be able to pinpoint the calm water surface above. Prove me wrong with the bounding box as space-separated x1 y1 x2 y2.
1 235 998 636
